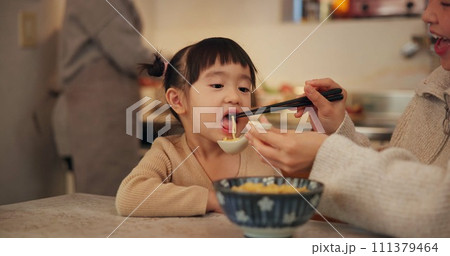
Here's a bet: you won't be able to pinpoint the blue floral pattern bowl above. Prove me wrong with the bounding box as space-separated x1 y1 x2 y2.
213 176 324 238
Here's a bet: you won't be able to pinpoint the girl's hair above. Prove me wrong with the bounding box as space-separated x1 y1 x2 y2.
140 37 257 120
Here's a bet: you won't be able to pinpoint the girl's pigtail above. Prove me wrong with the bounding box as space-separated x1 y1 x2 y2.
139 54 166 77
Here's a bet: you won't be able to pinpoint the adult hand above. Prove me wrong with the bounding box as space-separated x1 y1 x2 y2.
295 78 347 134
245 124 327 174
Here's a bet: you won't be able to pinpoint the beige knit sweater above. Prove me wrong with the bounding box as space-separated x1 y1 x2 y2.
310 66 450 237
116 134 277 217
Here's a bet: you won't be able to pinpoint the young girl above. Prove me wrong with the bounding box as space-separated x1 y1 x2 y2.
246 0 450 237
116 37 276 217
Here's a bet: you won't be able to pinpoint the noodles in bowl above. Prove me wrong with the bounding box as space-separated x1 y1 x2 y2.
231 182 309 194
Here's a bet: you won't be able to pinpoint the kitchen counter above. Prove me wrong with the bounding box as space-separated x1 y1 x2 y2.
0 193 381 238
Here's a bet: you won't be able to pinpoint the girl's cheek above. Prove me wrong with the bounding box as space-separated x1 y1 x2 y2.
244 96 252 107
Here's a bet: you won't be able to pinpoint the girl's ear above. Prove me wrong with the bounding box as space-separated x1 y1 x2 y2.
166 88 187 115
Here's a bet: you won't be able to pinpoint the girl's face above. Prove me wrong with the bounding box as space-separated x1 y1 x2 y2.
185 61 252 142
423 0 450 70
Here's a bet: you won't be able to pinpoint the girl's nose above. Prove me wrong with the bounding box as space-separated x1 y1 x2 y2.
422 1 437 24
224 88 240 105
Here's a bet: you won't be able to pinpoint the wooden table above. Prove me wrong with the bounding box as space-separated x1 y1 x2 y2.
0 193 381 238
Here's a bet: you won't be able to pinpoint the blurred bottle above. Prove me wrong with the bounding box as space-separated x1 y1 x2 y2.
282 0 303 23
283 0 348 23
331 0 351 18
303 0 320 21
319 0 332 21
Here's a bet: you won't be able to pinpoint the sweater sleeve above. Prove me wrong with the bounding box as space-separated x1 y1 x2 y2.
115 139 209 217
334 112 371 147
309 134 450 237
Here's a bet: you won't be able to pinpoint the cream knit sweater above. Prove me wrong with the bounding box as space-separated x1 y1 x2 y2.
310 66 450 237
116 134 277 217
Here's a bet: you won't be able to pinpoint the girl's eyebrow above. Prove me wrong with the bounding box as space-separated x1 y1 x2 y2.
239 74 252 83
204 70 251 82
204 71 226 78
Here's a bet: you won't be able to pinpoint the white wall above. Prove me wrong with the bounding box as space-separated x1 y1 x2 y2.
135 0 434 92
0 0 66 204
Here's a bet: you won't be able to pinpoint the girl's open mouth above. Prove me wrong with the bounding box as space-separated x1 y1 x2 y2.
221 109 237 134
432 33 450 56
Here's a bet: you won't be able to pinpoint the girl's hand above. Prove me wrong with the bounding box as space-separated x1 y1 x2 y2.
246 125 327 174
207 190 223 213
295 78 347 134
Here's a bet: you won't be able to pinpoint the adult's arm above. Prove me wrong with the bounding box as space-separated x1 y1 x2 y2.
334 112 371 147
310 134 450 237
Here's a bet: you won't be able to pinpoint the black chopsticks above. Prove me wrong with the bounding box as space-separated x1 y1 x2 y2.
233 88 343 119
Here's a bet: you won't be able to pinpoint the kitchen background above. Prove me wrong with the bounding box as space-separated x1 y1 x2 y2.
0 0 439 205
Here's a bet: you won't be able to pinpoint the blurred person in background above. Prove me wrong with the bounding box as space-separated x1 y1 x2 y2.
53 0 154 195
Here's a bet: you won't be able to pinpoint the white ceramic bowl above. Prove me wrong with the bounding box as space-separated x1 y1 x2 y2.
217 121 273 154
217 136 248 154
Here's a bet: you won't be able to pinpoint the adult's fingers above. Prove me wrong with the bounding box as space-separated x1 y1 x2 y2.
246 124 286 149
294 108 304 118
257 155 306 175
305 78 338 89
247 131 284 164
305 78 347 99
303 84 332 111
293 92 307 118
296 78 343 117
259 158 290 175
251 146 293 174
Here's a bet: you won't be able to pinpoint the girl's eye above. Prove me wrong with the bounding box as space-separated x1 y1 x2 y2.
239 87 250 93
442 1 450 6
210 84 224 89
